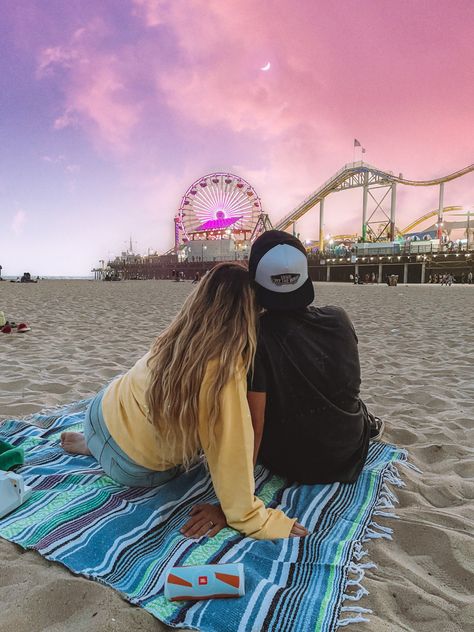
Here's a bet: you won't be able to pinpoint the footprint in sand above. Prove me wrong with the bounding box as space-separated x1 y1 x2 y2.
453 459 474 478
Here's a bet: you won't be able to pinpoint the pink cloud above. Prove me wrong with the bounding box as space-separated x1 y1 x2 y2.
53 108 78 130
152 1 473 159
37 21 142 152
36 45 79 78
66 58 141 151
131 0 167 27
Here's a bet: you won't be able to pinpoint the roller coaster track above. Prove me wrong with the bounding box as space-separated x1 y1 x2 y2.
274 161 474 232
400 205 470 235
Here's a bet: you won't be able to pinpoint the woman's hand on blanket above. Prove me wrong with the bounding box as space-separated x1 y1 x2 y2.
290 522 309 537
181 503 227 538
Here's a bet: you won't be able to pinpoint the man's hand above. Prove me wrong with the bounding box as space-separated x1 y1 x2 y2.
290 522 309 537
180 503 228 538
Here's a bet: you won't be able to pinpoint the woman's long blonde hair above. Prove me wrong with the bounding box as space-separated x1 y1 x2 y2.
146 263 257 468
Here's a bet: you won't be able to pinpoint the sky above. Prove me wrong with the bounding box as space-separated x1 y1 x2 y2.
0 0 473 276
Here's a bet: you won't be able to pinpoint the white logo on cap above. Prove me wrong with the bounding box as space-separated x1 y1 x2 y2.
255 244 308 294
271 273 300 286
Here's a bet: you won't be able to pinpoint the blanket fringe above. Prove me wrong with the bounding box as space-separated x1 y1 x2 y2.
17 398 92 426
336 452 421 629
337 604 373 627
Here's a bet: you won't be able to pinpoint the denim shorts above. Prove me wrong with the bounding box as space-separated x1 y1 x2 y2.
84 390 180 488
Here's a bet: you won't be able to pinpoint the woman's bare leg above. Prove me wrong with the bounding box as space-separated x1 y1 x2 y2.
60 432 92 455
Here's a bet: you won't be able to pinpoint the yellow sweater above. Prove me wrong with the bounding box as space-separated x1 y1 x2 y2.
101 353 295 540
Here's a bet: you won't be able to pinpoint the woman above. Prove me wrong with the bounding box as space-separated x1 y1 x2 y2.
61 263 306 540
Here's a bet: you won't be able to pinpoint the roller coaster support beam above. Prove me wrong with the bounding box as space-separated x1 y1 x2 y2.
437 182 445 240
467 211 471 250
362 172 368 241
390 183 397 241
319 198 325 252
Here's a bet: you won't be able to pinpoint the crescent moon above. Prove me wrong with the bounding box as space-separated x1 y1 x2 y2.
260 62 271 71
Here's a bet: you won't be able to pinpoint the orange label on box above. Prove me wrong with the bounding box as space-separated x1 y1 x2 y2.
215 572 240 588
167 573 193 587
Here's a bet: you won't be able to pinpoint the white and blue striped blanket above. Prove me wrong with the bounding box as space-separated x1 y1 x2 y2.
0 400 409 631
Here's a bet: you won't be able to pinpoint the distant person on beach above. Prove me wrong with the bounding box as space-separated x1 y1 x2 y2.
61 263 307 541
468 271 473 285
192 271 200 284
20 272 37 283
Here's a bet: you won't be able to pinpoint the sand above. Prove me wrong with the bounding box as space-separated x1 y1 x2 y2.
0 279 473 632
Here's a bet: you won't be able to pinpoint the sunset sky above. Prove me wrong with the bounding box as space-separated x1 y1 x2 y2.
1 0 473 276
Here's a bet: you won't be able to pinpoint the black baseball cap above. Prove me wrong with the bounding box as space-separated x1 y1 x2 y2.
249 230 314 310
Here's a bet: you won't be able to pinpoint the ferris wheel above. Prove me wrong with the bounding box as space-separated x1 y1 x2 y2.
175 173 261 245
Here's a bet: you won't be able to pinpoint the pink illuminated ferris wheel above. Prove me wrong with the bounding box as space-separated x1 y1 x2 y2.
175 173 261 247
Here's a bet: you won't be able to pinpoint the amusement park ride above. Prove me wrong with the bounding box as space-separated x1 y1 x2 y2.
97 161 474 281
172 162 474 261
173 173 271 261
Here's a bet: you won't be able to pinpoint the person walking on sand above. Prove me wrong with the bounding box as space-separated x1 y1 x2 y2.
61 263 307 541
468 271 473 285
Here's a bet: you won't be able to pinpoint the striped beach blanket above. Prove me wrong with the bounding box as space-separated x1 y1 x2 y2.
0 400 410 631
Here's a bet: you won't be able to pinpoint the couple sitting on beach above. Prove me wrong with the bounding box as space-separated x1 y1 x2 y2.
61 230 383 541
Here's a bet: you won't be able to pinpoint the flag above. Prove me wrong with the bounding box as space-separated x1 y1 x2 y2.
354 138 361 147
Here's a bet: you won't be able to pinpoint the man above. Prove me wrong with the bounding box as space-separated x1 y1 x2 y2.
246 230 383 485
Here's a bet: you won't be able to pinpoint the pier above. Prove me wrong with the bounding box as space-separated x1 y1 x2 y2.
93 161 474 283
92 246 474 284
